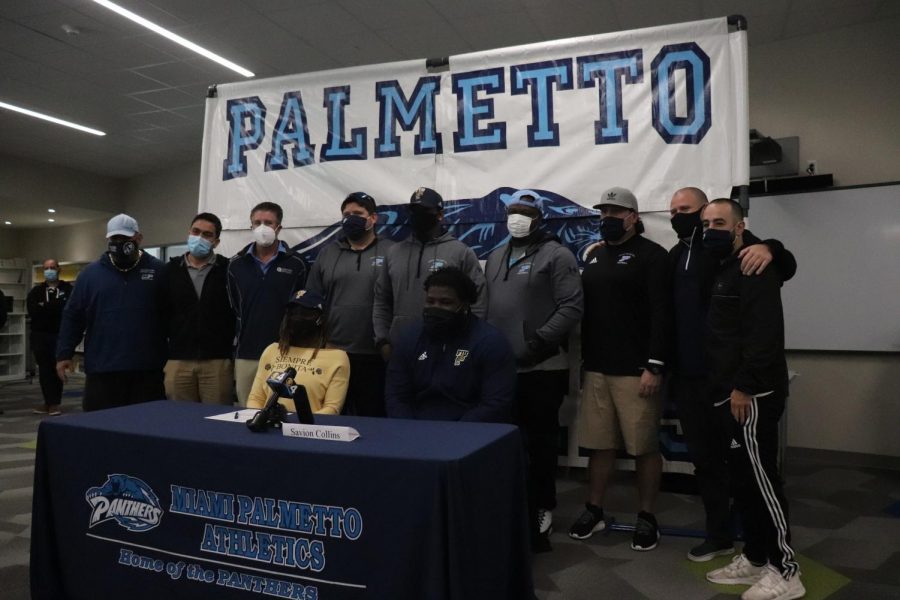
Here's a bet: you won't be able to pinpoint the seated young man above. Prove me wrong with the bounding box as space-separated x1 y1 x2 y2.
384 267 516 423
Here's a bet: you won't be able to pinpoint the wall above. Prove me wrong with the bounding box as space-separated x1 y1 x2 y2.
122 162 201 248
19 219 109 265
0 152 123 214
749 17 900 186
786 353 899 457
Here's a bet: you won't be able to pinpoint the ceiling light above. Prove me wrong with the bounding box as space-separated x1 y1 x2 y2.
48 208 56 213
92 0 255 78
48 218 56 223
4 221 11 225
0 100 106 136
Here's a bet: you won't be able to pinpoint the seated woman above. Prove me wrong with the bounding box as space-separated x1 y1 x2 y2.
247 290 349 415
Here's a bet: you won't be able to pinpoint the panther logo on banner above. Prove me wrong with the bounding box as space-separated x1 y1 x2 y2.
85 474 163 532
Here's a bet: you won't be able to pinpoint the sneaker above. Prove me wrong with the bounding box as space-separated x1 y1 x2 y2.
741 566 805 600
568 503 605 540
48 408 62 416
689 539 735 562
631 513 660 551
537 509 552 535
32 407 49 415
707 554 768 585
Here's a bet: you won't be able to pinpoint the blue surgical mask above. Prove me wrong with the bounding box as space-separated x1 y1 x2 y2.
44 269 59 282
187 234 213 258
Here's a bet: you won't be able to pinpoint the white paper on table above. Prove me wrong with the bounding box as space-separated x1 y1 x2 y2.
205 409 266 422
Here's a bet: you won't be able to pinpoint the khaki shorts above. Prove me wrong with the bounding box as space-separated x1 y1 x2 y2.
577 371 661 455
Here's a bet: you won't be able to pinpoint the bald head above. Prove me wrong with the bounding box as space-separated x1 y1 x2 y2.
669 187 708 216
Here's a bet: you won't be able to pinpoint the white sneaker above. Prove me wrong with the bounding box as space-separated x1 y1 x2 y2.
741 566 805 600
538 509 552 535
707 554 768 585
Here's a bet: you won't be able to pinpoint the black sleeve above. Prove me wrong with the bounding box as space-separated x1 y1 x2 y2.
762 238 797 283
26 285 42 319
735 270 783 395
645 246 671 367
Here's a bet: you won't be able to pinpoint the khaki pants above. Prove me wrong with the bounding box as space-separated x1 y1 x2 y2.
234 358 260 408
164 359 234 405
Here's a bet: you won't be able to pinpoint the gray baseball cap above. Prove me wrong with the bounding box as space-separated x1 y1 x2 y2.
106 214 140 238
593 187 638 212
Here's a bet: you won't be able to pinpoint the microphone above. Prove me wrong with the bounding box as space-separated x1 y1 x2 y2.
247 367 297 432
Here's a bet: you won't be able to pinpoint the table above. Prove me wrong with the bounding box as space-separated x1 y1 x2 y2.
30 401 534 600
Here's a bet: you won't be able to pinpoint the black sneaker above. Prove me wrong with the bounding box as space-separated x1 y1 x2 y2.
688 539 735 562
631 513 660 551
568 503 605 540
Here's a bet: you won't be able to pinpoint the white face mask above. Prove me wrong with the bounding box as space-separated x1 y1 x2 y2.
506 213 534 239
252 224 277 247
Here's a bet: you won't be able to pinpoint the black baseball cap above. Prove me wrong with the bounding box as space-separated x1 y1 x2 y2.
341 191 376 214
288 289 325 311
409 187 443 210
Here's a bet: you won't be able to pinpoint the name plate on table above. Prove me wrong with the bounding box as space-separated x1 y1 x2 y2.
282 423 360 442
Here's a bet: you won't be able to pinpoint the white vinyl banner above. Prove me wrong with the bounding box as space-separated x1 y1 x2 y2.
199 17 748 253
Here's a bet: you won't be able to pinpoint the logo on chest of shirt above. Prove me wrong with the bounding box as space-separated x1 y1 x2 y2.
427 259 447 272
139 268 155 280
517 263 532 275
276 266 293 274
371 256 385 267
454 349 470 366
616 253 635 265
418 351 428 361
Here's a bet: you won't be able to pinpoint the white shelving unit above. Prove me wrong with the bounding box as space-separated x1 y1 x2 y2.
0 258 30 382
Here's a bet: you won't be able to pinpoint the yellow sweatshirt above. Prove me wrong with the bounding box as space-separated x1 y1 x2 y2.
247 343 350 415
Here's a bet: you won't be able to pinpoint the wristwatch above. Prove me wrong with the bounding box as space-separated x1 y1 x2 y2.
645 362 663 376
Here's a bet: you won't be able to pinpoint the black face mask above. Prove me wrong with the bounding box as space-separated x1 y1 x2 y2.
341 214 370 241
108 240 139 264
422 307 465 338
671 210 702 239
702 228 735 259
409 211 438 238
599 216 627 242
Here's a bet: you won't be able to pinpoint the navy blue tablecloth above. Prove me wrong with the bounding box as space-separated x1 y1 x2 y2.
30 401 534 600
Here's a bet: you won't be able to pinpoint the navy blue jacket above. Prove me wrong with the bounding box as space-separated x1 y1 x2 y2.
227 242 307 360
385 314 516 423
56 252 166 374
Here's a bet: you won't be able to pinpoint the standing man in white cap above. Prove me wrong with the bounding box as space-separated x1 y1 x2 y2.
569 187 670 551
484 189 583 550
56 214 167 411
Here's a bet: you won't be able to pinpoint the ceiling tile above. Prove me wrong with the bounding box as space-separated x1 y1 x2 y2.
14 7 127 49
381 23 472 59
453 14 546 52
429 0 525 19
610 0 704 32
128 87 199 110
127 109 189 128
79 38 181 69
340 0 448 31
131 59 217 87
0 0 62 20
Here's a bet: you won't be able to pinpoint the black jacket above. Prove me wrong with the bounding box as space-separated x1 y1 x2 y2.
581 234 670 375
26 281 73 334
669 229 796 377
160 254 235 360
227 243 308 360
706 250 789 398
